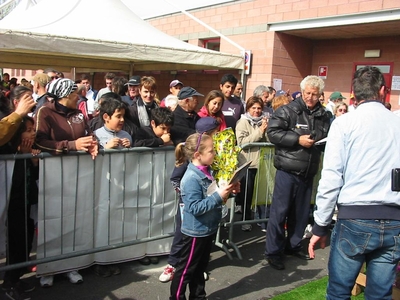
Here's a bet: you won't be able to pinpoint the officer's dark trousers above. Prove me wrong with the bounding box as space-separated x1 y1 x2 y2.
265 170 313 257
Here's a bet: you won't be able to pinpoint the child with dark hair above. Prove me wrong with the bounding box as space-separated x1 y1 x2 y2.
133 107 174 147
2 116 40 299
95 97 132 149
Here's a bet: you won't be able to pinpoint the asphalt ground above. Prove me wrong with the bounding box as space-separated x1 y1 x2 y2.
1 223 331 300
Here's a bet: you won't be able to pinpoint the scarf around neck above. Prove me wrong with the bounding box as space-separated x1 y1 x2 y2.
242 112 264 127
137 98 157 127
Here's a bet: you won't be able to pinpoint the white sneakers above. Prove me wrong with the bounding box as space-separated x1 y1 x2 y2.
241 224 252 231
39 276 53 288
159 265 209 283
65 271 83 284
159 265 176 283
40 271 83 287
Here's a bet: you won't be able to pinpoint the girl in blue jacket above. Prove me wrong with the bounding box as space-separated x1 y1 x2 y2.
169 132 239 300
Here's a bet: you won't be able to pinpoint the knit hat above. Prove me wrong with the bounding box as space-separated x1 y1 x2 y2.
195 117 220 133
46 78 78 99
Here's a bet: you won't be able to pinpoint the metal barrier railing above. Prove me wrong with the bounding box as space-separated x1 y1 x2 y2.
0 147 177 275
0 142 321 272
214 143 274 259
216 142 321 260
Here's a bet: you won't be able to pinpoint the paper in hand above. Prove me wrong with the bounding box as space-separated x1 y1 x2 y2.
228 160 252 185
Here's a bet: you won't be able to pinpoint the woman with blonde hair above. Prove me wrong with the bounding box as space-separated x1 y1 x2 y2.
272 95 290 111
333 101 348 118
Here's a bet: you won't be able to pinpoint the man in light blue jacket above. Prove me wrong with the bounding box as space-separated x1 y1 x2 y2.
309 66 400 300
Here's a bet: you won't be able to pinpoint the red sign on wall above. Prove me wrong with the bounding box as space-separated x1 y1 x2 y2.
318 66 328 79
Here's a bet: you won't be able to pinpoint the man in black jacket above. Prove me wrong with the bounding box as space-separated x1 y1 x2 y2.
264 75 331 270
170 86 202 145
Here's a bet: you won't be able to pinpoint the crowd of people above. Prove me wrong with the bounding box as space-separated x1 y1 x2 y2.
1 66 399 300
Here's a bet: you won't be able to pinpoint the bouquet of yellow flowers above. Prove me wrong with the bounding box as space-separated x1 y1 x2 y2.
211 128 241 187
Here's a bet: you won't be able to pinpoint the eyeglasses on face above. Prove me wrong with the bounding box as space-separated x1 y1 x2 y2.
338 109 347 113
51 76 59 80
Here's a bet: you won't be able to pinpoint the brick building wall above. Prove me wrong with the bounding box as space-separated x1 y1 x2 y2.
146 0 400 109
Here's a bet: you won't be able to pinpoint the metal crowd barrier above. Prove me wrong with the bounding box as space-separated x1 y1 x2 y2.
216 142 322 260
0 147 177 274
0 143 322 273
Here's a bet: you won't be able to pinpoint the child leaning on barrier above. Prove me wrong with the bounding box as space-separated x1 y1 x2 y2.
94 97 132 149
169 132 240 300
133 107 174 147
1 116 40 299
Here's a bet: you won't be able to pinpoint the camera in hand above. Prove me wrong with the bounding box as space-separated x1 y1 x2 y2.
309 130 316 140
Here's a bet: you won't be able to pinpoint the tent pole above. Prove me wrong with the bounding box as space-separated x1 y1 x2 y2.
129 63 134 78
163 0 244 52
163 0 246 79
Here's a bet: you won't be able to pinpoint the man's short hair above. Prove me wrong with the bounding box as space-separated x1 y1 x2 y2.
220 74 238 86
300 76 325 93
80 74 91 82
353 66 385 102
99 96 127 119
151 107 174 127
76 84 87 95
104 72 116 80
267 86 276 94
43 68 58 75
253 85 269 97
112 77 128 96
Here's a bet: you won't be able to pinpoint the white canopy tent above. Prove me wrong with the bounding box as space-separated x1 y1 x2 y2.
0 0 243 73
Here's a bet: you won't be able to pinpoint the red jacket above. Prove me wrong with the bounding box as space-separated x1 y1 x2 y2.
34 101 91 154
197 106 227 131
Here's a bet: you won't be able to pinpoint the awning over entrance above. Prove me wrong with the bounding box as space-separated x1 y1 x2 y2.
268 9 400 40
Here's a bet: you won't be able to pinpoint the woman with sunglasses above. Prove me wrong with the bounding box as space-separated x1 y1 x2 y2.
333 102 348 119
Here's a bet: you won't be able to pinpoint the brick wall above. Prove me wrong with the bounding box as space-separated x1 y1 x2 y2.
146 0 400 109
313 36 400 110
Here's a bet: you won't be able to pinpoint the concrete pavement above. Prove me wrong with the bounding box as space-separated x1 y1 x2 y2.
2 226 330 300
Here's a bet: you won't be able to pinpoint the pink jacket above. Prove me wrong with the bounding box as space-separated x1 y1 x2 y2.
197 106 227 131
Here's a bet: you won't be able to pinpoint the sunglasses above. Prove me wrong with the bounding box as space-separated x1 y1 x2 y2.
51 76 59 80
338 109 347 113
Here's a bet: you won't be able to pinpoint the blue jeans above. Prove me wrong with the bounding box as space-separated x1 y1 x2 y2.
327 219 400 300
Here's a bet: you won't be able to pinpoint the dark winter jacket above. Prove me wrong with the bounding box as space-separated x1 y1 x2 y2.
267 97 330 178
34 101 91 154
170 105 200 146
134 125 164 147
